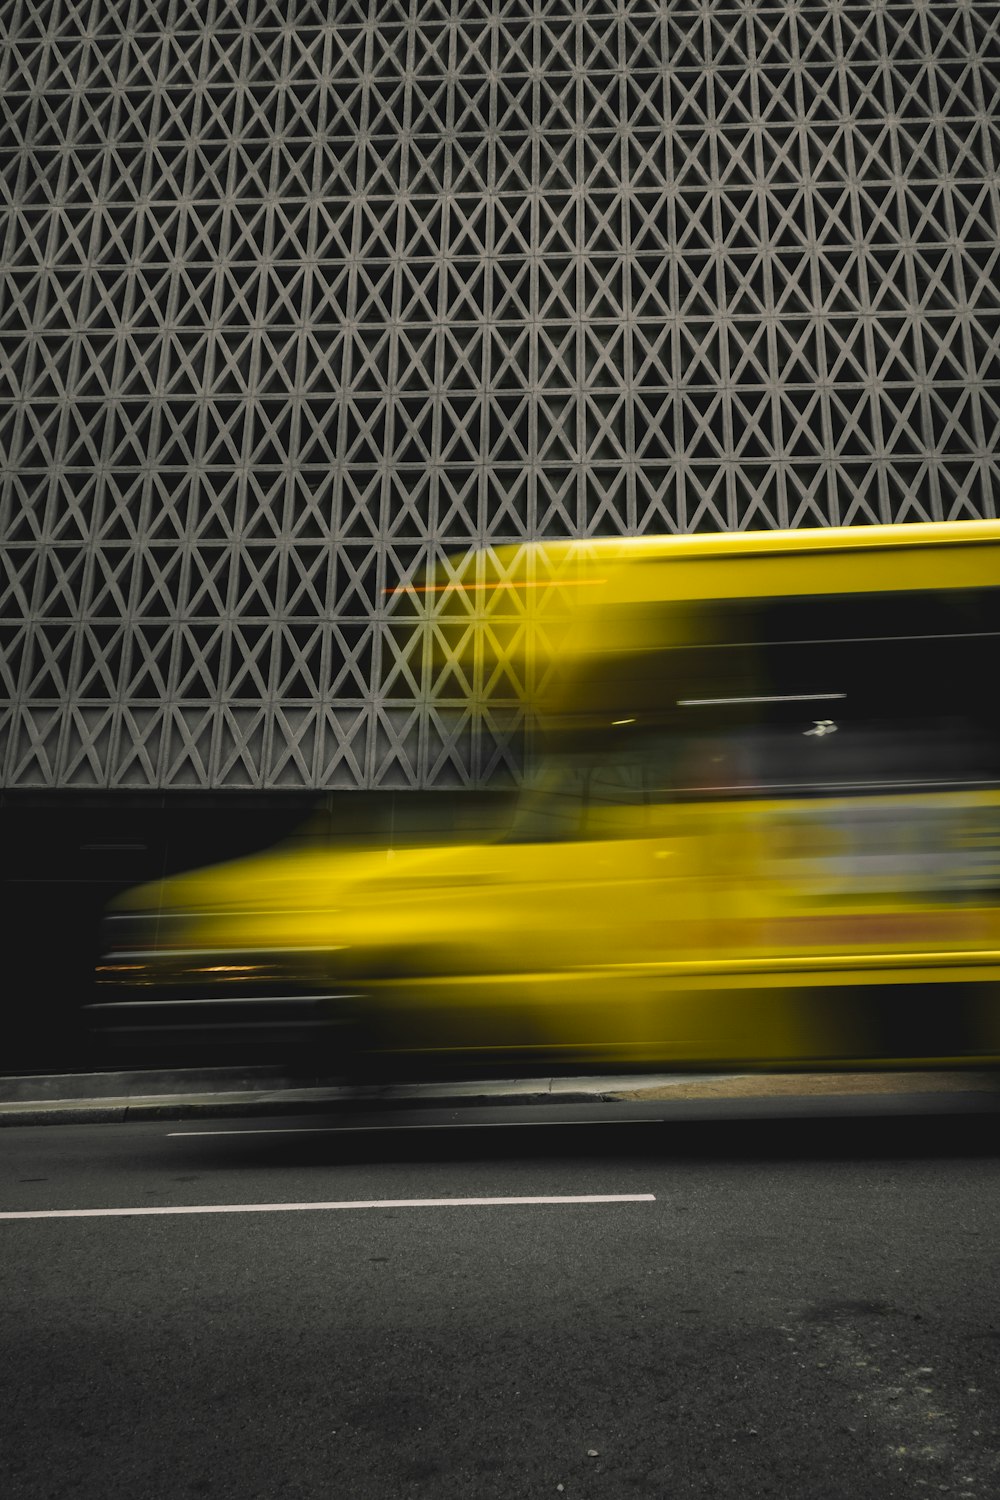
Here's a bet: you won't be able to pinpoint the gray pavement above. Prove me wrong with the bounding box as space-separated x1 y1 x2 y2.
2 1106 1000 1499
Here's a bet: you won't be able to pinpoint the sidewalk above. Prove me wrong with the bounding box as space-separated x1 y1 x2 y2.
0 1065 673 1127
1 1065 998 1127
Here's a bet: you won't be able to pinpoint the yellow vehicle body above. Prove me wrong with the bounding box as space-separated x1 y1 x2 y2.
97 520 1000 1073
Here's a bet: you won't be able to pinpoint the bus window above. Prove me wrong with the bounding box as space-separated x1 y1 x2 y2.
571 587 1000 801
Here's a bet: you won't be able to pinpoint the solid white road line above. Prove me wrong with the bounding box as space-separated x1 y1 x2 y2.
0 1194 655 1221
166 1118 652 1137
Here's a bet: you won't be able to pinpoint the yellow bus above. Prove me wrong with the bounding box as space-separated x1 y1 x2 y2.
96 520 1000 1074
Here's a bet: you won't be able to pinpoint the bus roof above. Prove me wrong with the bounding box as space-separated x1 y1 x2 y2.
490 517 1000 574
424 519 1000 597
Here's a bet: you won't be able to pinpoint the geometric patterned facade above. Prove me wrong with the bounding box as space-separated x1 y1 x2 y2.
2 0 999 790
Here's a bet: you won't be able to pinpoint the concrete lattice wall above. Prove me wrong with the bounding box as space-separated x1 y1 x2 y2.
2 0 999 789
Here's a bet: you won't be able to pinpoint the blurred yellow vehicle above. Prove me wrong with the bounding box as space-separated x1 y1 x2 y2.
95 519 1000 1076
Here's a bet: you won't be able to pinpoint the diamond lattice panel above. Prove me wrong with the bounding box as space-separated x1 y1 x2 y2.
2 0 999 789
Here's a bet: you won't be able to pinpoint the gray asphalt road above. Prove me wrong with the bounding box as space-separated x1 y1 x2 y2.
2 1103 1000 1500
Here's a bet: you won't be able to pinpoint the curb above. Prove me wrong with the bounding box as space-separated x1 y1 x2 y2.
0 1064 706 1126
0 1087 603 1128
3 1068 997 1129
7 1090 1000 1130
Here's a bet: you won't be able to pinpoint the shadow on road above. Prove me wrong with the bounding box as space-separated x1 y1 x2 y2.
142 1094 1000 1173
